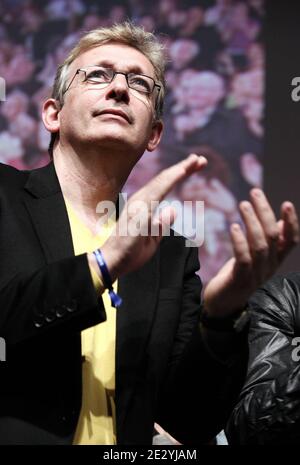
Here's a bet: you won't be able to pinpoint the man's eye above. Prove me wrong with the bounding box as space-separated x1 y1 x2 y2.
130 76 151 92
86 69 110 81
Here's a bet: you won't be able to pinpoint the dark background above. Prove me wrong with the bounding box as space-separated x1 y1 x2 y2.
266 0 300 273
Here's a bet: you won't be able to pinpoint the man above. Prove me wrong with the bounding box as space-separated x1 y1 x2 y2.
226 272 300 445
0 22 298 445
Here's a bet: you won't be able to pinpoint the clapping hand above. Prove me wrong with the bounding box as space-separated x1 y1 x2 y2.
204 189 299 316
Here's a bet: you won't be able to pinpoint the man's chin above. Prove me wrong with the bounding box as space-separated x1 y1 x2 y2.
87 134 135 152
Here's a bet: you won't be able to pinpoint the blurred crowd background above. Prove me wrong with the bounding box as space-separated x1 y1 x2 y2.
0 0 264 284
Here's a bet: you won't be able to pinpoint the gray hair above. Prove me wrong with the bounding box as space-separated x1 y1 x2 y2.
54 22 165 112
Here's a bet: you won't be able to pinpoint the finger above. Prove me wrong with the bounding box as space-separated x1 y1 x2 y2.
281 202 300 244
278 202 300 261
230 223 252 279
239 200 268 255
133 154 207 204
250 189 278 239
249 188 279 266
239 201 271 280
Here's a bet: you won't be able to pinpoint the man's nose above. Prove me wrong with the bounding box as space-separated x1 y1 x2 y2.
105 73 130 103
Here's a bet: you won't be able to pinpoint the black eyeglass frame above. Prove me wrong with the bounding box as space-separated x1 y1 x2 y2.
63 65 161 96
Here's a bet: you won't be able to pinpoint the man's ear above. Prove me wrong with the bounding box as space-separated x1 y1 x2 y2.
42 98 60 135
147 120 163 152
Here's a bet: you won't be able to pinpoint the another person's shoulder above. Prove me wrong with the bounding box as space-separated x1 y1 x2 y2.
255 272 300 298
249 272 300 329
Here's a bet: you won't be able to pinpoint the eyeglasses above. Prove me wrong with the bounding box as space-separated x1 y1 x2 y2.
64 65 161 96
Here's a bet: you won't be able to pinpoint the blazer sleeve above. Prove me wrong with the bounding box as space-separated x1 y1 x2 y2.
0 254 106 348
226 273 300 444
156 245 248 445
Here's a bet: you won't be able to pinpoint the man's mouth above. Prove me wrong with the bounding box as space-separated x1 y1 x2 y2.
95 108 132 123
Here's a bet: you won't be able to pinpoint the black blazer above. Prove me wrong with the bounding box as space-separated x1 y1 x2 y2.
0 162 245 444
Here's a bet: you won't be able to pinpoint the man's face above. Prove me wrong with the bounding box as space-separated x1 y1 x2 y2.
57 43 162 157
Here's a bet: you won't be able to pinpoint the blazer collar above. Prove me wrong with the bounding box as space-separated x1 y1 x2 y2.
23 162 74 262
24 161 61 199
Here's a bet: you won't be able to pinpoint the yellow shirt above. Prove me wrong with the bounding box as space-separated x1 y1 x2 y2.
65 200 117 445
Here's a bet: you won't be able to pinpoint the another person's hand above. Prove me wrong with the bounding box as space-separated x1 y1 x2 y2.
203 189 299 317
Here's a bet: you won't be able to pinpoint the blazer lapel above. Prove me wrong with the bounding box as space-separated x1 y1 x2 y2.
116 250 160 438
23 162 74 263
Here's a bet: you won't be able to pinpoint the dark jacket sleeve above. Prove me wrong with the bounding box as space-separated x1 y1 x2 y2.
226 273 300 444
156 245 248 445
0 254 106 348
